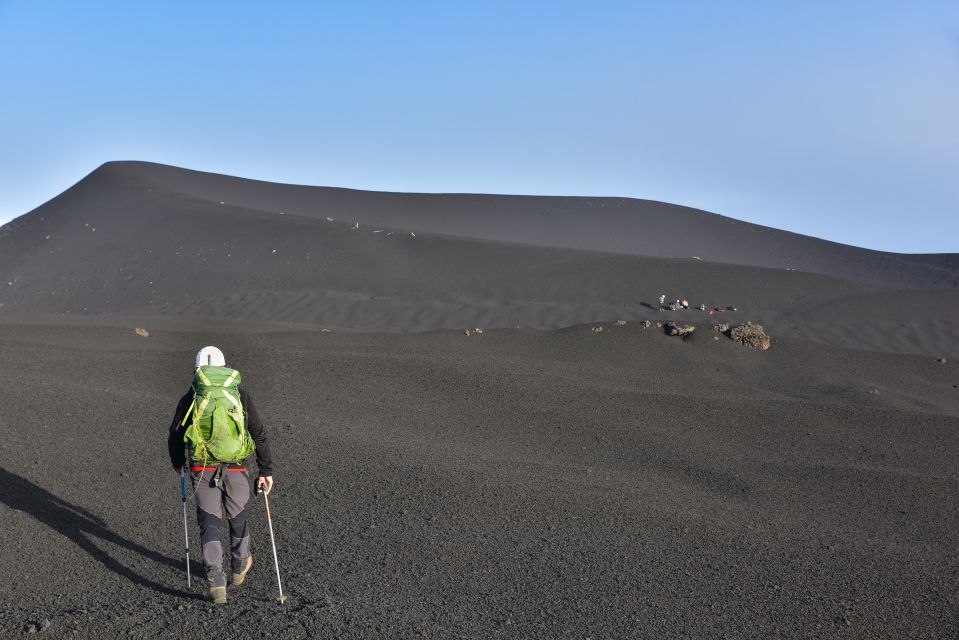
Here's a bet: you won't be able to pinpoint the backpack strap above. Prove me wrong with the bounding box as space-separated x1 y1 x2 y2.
195 367 212 386
221 390 241 413
180 397 196 427
195 394 212 422
183 367 213 428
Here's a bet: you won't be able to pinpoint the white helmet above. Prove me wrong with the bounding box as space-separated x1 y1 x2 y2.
195 346 226 368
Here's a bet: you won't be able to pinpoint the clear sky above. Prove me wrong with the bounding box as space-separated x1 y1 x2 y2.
1 1 956 253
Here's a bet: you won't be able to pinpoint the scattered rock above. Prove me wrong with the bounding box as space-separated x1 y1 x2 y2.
655 322 662 328
615 320 626 326
413 620 430 636
351 222 359 230
937 357 947 364
697 304 706 311
728 322 771 350
410 232 416 237
664 322 695 337
712 323 729 333
134 327 149 338
474 328 483 334
41 620 50 631
591 325 604 333
641 320 652 329
464 330 471 336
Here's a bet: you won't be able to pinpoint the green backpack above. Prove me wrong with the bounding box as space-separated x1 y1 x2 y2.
181 365 256 465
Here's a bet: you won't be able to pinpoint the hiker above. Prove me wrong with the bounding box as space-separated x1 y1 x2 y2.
168 346 274 604
658 294 666 306
681 299 689 309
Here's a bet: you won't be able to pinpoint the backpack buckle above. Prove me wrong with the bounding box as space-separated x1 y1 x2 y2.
213 465 225 489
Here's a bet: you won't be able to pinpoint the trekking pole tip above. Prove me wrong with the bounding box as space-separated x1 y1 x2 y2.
276 595 288 604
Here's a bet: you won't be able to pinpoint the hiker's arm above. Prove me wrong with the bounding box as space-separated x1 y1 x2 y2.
242 389 274 477
168 392 192 471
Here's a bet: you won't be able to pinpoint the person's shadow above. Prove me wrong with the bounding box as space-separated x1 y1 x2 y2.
0 466 197 599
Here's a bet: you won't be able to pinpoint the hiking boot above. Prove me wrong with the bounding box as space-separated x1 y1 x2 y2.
232 555 253 587
208 586 227 604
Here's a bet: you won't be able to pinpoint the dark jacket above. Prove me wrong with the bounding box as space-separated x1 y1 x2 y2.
168 385 274 477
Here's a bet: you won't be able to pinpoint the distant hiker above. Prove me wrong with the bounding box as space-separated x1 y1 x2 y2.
168 346 274 604
658 294 666 306
681 299 689 309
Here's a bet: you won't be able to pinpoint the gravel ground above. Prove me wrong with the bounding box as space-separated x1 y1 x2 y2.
0 321 956 639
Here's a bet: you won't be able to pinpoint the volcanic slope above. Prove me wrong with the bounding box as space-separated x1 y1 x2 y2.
56 161 958 288
0 322 956 639
0 161 957 357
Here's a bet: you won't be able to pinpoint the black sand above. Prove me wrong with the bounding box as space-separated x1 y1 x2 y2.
0 163 956 638
2 162 957 357
0 324 956 638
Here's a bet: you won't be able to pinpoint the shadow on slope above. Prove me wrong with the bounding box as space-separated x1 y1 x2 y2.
0 467 196 599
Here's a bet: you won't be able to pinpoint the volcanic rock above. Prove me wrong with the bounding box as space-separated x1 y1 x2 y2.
664 322 696 337
728 322 771 350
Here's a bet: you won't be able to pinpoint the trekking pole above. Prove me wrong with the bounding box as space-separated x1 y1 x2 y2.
179 468 192 588
261 486 288 603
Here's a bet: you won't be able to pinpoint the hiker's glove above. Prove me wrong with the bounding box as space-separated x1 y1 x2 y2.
257 475 274 495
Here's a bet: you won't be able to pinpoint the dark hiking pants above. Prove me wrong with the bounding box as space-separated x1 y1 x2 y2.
191 467 251 588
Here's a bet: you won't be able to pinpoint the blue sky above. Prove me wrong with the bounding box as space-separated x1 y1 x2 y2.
1 1 956 253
